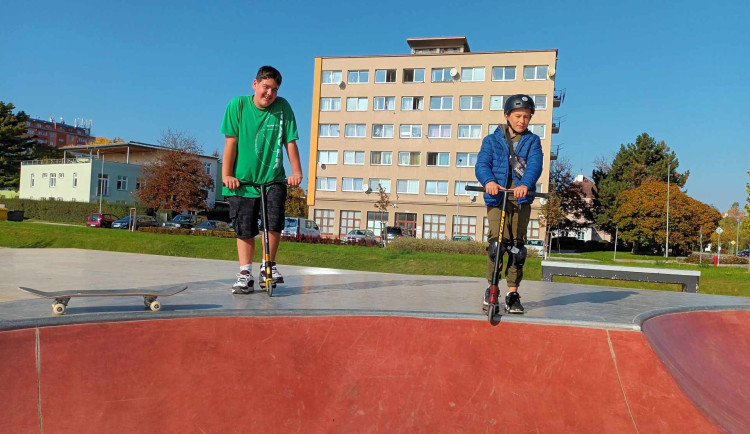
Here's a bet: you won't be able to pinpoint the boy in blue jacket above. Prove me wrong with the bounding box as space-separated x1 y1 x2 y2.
474 94 544 314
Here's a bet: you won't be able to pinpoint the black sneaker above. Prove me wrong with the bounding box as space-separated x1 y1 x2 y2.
505 292 524 314
483 286 490 307
232 270 254 294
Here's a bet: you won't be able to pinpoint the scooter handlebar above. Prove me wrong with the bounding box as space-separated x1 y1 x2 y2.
465 185 549 199
238 180 288 188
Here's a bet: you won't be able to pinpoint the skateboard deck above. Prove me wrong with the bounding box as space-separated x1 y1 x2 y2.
19 285 188 315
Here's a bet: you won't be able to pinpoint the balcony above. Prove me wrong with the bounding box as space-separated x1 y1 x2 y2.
553 89 566 107
552 118 561 134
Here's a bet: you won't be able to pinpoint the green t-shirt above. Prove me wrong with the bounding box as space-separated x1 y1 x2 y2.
221 95 299 198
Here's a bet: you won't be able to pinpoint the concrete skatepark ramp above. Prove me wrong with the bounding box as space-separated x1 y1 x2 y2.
4 313 746 433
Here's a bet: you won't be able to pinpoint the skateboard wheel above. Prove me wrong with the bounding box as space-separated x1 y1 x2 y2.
149 300 162 312
53 303 66 315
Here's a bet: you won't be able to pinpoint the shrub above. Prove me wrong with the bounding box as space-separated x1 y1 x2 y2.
1 198 150 224
683 253 748 265
386 238 486 255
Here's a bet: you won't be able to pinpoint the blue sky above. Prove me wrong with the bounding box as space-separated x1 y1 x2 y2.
2 0 748 212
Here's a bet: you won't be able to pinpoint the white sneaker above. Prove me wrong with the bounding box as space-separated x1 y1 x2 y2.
232 270 254 294
260 265 284 283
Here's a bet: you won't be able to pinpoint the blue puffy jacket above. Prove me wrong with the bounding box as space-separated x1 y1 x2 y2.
474 126 544 206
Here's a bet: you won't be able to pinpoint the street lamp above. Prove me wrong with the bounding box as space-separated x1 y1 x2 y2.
456 158 463 216
665 161 670 260
736 216 742 255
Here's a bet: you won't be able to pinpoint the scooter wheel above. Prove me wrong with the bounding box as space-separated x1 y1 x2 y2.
266 280 274 297
487 303 496 323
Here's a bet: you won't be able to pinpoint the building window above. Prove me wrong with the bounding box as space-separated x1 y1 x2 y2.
458 125 482 139
72 172 78 188
483 217 490 242
577 230 586 241
492 66 516 81
369 178 391 193
426 153 450 167
346 97 368 111
136 178 143 190
398 152 421 166
339 210 362 236
423 214 446 240
316 177 336 191
343 151 365 165
49 173 57 188
456 153 478 167
403 68 425 83
345 124 366 138
30 173 35 187
452 215 477 238
367 211 389 237
459 95 483 110
431 68 452 82
370 151 392 165
117 176 128 190
373 96 395 111
527 219 541 239
429 96 453 110
455 180 481 196
314 209 335 236
203 162 211 175
27 128 34 134
322 70 342 84
425 180 449 195
488 124 501 135
399 124 422 139
318 150 338 165
348 70 369 84
524 65 549 80
531 95 547 110
489 95 508 111
461 67 485 82
319 124 340 137
427 124 451 138
396 179 419 194
320 97 341 111
342 177 364 192
375 69 396 83
529 124 546 139
97 174 109 196
372 124 394 138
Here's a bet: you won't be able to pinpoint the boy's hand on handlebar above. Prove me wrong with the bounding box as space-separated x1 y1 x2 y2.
222 175 239 190
287 172 303 187
485 181 501 195
513 185 528 198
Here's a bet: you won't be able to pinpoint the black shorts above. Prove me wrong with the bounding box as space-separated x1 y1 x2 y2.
228 184 287 240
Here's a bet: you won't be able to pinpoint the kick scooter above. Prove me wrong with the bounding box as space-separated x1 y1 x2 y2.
241 180 288 297
466 185 548 323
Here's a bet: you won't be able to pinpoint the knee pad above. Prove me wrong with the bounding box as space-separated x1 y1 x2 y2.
509 243 527 268
487 237 501 262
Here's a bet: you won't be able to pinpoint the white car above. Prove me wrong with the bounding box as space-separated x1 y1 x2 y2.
526 239 545 256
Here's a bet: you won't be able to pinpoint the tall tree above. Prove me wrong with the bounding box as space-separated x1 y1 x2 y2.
285 185 308 217
593 133 688 235
613 181 719 255
549 158 592 234
373 184 391 242
136 129 213 212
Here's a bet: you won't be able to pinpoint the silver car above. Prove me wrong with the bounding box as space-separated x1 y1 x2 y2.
343 229 377 244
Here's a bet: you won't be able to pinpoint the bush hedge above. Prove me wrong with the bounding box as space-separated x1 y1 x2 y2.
0 198 150 224
138 226 236 238
683 253 749 265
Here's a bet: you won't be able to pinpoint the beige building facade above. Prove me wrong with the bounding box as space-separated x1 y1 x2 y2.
306 37 561 242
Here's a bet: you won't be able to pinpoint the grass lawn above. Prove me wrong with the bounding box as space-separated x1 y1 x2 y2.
2 221 748 297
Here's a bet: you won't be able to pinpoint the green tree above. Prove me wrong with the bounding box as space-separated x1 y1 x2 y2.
542 158 593 252
593 133 688 235
373 184 391 243
285 185 308 217
0 102 53 188
613 181 719 255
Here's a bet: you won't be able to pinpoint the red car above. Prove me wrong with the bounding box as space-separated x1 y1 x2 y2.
87 213 118 228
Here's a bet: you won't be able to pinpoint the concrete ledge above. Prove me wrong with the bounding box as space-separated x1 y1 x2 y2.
542 260 700 293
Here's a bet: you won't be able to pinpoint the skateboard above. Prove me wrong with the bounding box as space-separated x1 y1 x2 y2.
18 285 188 315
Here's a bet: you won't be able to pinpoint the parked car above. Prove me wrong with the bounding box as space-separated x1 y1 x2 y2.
162 214 204 229
526 239 546 256
86 213 118 228
111 215 159 230
282 217 321 238
384 226 405 241
343 229 377 244
191 220 233 232
452 235 475 242
738 249 750 258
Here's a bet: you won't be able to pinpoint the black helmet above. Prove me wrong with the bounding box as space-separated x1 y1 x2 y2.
504 94 535 115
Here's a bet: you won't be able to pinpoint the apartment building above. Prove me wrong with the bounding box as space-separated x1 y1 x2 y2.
25 117 93 148
307 36 562 242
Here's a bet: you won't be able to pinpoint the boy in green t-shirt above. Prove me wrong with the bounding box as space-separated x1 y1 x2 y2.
221 65 303 294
